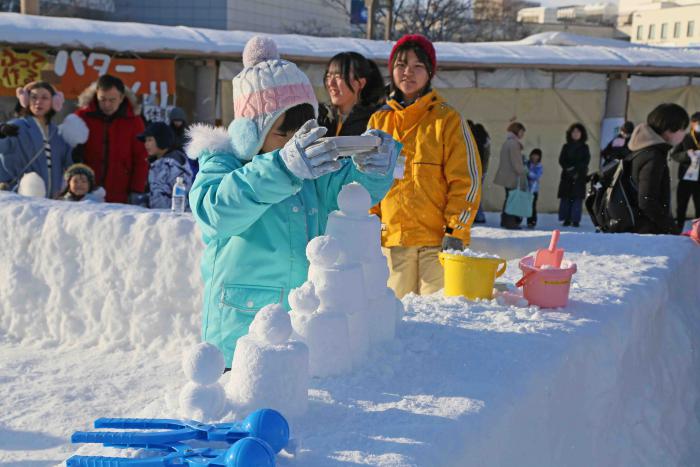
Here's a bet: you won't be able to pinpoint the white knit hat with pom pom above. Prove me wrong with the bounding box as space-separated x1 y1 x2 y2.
229 36 318 160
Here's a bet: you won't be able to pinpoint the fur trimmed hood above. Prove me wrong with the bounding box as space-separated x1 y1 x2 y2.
78 82 141 115
185 123 234 160
628 123 668 152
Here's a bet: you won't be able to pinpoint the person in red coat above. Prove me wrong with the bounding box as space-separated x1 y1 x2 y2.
73 74 148 204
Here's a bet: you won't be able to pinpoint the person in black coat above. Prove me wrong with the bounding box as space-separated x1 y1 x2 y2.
668 111 700 227
601 120 634 167
628 103 689 235
318 52 385 137
558 123 591 227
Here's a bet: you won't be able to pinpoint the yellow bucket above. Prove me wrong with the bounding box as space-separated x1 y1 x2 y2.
438 252 507 299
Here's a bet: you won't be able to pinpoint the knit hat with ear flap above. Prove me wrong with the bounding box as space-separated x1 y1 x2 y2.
228 36 318 160
64 163 95 191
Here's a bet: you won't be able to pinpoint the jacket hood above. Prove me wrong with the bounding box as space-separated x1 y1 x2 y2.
628 123 667 152
185 123 234 161
506 131 523 149
78 82 141 115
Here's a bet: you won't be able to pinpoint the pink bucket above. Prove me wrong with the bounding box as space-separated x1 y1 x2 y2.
517 256 577 308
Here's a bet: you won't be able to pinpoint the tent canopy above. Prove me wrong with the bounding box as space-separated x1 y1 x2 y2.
2 13 700 74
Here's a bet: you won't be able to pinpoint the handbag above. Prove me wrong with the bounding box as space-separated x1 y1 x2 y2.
505 177 534 218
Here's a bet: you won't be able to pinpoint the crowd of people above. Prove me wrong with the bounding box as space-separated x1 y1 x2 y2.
0 35 698 308
0 74 194 208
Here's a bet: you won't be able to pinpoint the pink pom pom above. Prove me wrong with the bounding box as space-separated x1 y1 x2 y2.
242 36 280 68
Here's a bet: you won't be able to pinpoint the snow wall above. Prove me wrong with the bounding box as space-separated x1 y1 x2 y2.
0 194 202 351
1 192 700 466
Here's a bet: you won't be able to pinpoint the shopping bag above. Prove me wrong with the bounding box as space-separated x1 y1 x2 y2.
505 178 533 218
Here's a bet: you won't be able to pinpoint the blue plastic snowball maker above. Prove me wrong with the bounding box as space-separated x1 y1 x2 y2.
66 408 289 467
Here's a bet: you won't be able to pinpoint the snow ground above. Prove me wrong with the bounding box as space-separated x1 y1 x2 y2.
0 193 699 466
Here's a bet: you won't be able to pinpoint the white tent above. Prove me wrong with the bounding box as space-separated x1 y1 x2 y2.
2 13 699 212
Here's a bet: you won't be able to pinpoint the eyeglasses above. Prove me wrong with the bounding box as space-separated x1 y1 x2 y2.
324 72 343 83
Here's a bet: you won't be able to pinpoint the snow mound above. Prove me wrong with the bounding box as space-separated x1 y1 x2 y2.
1 194 700 466
0 193 202 351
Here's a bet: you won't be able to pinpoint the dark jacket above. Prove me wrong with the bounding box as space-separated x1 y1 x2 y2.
318 103 379 137
628 124 678 235
557 141 590 199
601 132 632 165
669 131 700 181
73 83 148 203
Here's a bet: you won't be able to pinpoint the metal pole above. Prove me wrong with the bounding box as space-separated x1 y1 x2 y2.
385 0 394 40
20 0 40 15
365 0 376 40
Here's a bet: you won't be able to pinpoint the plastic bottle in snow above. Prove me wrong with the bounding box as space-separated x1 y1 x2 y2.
171 176 186 213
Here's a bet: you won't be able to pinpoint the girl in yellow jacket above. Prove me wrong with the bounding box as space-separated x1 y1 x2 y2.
368 34 482 298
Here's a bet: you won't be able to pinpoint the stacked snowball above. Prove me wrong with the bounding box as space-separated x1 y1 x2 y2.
221 183 402 418
179 342 227 421
292 183 400 377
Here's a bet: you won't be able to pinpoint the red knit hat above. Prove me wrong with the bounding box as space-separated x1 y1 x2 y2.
389 34 437 76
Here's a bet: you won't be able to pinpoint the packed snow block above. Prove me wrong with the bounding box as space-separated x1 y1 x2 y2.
367 288 396 345
227 305 309 418
361 252 391 300
324 183 380 261
308 263 367 314
227 335 309 419
308 263 369 368
289 282 352 377
292 309 352 377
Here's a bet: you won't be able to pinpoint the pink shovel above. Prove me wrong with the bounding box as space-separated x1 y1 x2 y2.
534 230 564 268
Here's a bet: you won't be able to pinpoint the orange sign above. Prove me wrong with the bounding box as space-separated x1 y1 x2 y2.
0 48 175 101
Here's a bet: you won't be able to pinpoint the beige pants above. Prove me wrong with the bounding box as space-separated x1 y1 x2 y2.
383 246 443 299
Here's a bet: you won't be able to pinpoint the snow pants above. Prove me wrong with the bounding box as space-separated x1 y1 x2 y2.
383 246 443 299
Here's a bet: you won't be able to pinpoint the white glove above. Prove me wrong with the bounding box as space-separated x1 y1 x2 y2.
58 114 89 147
279 120 342 180
352 129 401 175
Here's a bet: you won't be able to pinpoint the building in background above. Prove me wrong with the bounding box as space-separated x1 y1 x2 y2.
517 6 558 23
473 0 539 20
517 2 627 40
2 0 351 35
630 2 700 45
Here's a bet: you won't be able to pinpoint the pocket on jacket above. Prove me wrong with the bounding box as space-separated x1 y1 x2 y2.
413 163 446 210
219 284 284 317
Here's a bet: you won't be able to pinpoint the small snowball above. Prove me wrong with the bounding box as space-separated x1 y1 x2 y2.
17 172 47 198
179 381 226 421
337 182 371 215
242 36 279 68
288 281 319 315
182 342 226 385
306 235 340 267
249 304 292 345
516 298 529 308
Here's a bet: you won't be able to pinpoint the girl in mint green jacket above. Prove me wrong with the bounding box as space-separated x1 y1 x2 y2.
187 37 398 366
